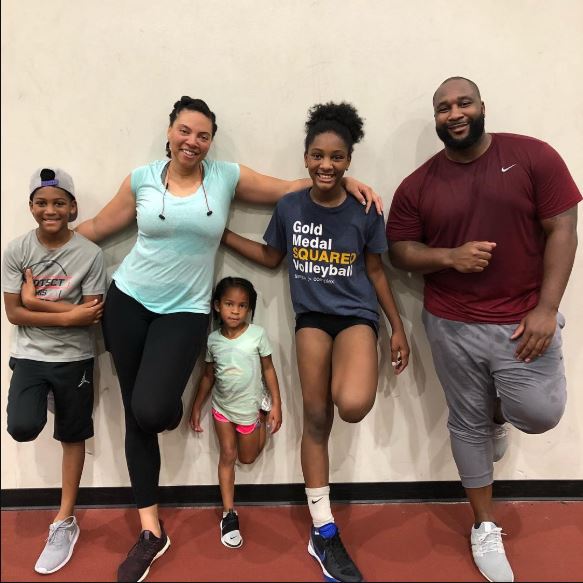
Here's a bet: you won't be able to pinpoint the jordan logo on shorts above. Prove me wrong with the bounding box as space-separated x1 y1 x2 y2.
77 371 90 388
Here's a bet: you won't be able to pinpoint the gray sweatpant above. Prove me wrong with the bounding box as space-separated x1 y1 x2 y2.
422 309 567 489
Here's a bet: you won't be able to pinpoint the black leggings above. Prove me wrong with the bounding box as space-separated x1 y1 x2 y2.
103 282 209 508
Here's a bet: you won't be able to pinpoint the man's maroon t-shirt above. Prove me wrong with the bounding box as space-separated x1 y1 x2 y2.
387 133 581 323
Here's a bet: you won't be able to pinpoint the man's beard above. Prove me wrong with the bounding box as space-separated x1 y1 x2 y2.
436 113 485 150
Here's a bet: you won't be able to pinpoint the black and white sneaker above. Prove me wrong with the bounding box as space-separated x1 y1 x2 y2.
308 523 363 582
220 510 243 549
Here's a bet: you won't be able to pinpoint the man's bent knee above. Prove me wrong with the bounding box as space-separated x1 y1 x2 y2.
512 401 565 435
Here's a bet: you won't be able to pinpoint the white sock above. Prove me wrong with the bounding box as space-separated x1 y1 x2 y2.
306 486 334 528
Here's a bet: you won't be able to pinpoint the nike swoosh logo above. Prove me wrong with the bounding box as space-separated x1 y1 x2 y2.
311 497 323 504
501 164 517 173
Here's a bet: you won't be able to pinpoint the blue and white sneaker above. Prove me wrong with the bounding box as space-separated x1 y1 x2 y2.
307 523 363 582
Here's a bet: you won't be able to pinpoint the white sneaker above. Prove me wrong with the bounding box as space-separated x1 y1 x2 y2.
493 424 509 462
471 522 514 582
34 516 80 574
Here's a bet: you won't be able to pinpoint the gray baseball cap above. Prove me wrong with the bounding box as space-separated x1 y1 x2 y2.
29 168 77 221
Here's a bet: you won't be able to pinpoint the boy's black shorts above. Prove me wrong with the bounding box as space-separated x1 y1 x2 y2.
7 357 94 443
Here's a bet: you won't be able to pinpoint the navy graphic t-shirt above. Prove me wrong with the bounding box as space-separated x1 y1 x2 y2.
264 188 387 323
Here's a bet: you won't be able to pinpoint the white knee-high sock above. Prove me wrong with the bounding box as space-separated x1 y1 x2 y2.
306 486 334 527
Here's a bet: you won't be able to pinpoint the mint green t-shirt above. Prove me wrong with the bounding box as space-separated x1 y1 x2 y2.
206 324 272 425
113 159 240 313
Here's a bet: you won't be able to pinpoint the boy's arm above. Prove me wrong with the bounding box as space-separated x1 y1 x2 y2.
222 229 285 268
4 292 103 327
190 362 215 433
260 354 282 434
365 252 410 374
21 268 103 312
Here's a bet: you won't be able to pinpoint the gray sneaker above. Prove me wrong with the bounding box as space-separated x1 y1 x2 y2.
493 424 509 462
471 522 514 582
34 516 80 574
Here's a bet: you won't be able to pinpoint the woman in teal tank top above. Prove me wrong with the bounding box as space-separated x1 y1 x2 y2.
75 96 381 582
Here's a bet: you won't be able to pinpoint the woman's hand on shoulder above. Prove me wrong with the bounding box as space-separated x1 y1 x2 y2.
343 176 383 215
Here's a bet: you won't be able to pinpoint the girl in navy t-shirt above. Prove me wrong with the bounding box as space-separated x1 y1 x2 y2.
222 102 409 583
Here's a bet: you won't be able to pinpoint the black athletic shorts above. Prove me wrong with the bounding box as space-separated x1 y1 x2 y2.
7 357 94 443
295 312 378 339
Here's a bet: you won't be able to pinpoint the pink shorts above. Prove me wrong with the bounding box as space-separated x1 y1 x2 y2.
212 408 259 435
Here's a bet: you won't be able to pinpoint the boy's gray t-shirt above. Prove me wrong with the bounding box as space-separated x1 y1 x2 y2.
2 230 107 362
264 188 388 323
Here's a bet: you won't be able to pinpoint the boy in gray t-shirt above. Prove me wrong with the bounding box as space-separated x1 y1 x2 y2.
1 168 106 575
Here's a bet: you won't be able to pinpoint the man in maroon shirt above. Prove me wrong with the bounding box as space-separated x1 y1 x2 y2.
387 77 580 583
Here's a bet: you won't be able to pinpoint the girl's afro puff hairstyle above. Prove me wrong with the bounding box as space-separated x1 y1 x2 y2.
304 101 364 155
